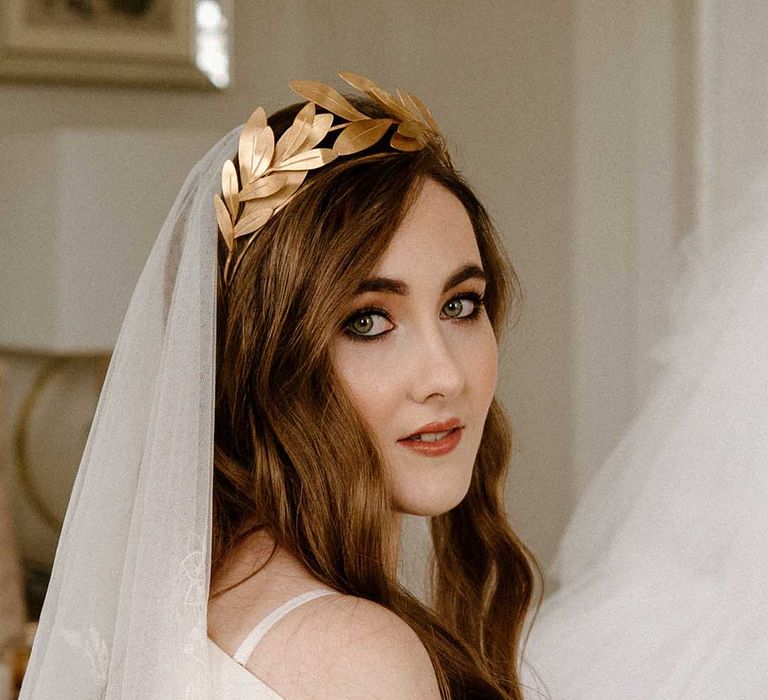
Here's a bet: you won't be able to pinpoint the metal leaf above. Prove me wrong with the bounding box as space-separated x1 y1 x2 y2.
367 86 414 122
288 80 369 122
272 147 337 171
399 90 439 132
254 171 307 211
390 132 424 152
239 172 288 202
298 112 334 151
395 120 425 139
238 106 267 182
333 118 394 156
214 194 234 251
274 102 315 164
250 127 275 182
221 159 239 218
338 71 378 94
234 204 273 237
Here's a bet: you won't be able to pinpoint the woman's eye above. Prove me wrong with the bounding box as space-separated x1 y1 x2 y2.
348 312 390 337
343 292 486 342
443 296 474 319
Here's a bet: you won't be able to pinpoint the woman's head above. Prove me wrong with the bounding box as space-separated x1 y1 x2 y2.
214 93 519 544
212 93 537 699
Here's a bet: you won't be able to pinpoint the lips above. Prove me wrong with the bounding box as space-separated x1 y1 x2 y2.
398 425 463 456
398 417 463 441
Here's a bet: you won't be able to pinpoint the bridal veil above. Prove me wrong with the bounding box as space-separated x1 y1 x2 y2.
19 125 243 699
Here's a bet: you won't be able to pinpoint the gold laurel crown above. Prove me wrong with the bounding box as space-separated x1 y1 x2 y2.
214 70 445 288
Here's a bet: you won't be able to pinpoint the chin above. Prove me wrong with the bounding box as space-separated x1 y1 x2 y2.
395 484 471 518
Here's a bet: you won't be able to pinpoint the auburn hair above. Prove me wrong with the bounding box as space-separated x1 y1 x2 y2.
210 94 544 699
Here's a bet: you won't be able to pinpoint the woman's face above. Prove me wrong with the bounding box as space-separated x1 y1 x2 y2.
332 178 498 517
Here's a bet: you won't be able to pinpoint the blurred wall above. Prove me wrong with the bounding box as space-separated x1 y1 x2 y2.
571 0 692 493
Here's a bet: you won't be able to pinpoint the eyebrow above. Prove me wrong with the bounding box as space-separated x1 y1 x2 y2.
353 263 488 297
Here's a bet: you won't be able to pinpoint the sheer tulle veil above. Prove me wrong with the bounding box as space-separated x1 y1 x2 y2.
19 125 243 699
524 176 768 698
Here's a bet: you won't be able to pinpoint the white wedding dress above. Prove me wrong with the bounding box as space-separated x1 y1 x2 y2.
208 588 336 698
522 200 768 698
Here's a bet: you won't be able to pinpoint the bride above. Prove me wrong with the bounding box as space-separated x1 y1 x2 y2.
19 72 543 699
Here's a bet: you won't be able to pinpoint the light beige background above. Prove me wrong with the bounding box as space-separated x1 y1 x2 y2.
2 0 757 603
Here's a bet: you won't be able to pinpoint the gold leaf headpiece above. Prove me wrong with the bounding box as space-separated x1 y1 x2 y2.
215 70 445 288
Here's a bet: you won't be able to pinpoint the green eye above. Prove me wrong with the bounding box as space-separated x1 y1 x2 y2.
343 292 486 343
444 298 464 318
351 316 376 334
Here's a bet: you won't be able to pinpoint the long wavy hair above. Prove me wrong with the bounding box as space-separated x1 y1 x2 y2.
210 94 544 699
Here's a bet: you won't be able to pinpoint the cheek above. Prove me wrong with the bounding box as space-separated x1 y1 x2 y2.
483 331 499 397
332 341 402 432
464 321 498 406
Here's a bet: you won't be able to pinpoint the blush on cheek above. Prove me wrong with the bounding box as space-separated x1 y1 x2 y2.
473 331 498 399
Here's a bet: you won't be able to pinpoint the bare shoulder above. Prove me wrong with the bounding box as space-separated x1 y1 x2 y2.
245 593 442 700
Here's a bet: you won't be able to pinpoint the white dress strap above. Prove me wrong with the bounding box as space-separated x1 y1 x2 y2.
233 588 337 665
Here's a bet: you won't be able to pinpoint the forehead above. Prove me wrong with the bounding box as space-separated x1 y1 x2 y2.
375 179 481 275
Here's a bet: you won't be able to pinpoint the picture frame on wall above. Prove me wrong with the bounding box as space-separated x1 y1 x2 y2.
0 0 231 90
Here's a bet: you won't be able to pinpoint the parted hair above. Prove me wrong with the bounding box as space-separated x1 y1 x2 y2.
210 94 543 699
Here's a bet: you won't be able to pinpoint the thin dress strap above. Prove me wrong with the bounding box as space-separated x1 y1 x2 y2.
233 588 337 665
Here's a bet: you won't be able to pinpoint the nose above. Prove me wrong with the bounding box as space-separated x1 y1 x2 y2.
408 323 465 402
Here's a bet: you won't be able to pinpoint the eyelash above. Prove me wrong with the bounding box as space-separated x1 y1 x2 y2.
342 291 486 343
